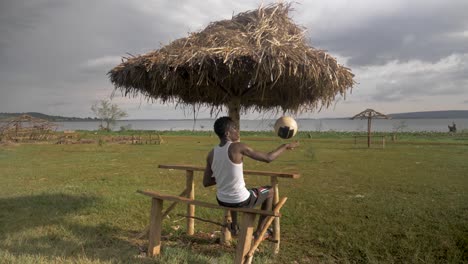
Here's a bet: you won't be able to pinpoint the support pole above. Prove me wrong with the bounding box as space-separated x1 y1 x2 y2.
221 210 232 245
234 213 256 264
148 198 163 257
186 170 195 235
246 197 288 262
271 176 281 254
227 97 241 129
367 115 372 148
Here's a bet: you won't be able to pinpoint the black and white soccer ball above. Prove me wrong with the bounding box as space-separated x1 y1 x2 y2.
273 116 298 139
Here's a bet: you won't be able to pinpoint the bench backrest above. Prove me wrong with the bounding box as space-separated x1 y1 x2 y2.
138 190 281 217
158 164 300 179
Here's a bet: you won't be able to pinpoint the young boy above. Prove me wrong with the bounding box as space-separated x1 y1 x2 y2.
203 116 299 239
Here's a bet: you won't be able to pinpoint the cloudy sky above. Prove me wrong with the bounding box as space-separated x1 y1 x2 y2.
1 0 467 119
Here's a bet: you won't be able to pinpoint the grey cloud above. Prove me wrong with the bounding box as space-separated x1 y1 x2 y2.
309 1 468 66
47 101 69 107
0 0 190 114
346 47 468 104
1 0 467 118
370 60 468 102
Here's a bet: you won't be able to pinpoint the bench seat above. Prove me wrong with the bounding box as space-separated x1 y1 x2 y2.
138 189 287 264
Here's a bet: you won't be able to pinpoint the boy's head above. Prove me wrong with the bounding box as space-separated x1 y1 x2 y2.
214 116 239 141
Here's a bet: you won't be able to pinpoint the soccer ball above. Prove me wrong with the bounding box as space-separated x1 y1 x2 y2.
274 116 298 139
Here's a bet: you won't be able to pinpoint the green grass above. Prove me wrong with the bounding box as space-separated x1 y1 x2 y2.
76 129 468 144
0 133 467 263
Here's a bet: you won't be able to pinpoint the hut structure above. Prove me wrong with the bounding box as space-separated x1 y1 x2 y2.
108 3 355 128
0 114 57 142
351 109 390 147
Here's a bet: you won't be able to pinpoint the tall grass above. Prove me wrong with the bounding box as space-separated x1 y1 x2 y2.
0 134 467 263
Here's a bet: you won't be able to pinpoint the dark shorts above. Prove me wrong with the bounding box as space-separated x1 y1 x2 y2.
217 186 272 209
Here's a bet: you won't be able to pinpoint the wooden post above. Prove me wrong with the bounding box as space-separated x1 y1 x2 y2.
136 189 188 239
221 209 232 245
367 116 372 148
227 97 241 129
246 197 288 262
382 136 385 148
148 198 163 257
186 170 195 235
271 176 281 254
234 213 256 264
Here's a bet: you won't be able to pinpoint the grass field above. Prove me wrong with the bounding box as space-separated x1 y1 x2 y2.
1 132 467 263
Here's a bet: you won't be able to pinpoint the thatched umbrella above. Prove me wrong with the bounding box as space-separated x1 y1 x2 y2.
351 109 390 147
109 3 355 128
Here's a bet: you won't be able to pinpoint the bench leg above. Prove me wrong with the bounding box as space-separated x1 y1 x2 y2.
221 209 232 245
246 197 288 261
186 170 195 235
136 189 188 239
271 176 281 254
234 212 256 264
148 198 163 257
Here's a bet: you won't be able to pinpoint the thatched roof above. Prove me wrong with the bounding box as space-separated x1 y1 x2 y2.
109 3 355 116
351 109 390 120
0 114 58 131
0 114 57 142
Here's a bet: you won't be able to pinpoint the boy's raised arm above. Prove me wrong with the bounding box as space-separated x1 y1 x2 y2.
240 141 299 163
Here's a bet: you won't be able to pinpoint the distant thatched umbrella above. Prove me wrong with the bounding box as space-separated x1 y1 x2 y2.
109 3 355 128
351 109 390 147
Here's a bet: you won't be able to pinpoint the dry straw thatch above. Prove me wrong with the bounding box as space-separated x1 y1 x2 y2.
0 114 57 142
351 109 390 120
109 3 355 125
351 109 390 148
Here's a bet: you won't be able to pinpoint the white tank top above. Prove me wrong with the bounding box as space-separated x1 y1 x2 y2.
211 141 251 203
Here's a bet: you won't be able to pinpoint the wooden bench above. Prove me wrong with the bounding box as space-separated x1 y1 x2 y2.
156 164 300 254
138 190 287 264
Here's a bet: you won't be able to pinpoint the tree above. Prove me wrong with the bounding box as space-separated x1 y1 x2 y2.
91 100 128 131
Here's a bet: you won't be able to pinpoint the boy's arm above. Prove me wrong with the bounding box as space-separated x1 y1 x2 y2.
238 141 299 163
203 150 216 187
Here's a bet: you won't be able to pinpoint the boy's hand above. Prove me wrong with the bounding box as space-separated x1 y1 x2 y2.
286 141 299 150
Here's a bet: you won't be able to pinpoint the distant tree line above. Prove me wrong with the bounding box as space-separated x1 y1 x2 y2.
1 100 128 133
0 112 98 121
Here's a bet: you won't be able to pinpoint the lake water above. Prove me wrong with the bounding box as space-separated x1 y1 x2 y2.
46 118 468 132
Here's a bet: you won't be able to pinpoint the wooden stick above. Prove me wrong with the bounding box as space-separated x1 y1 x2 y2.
148 198 163 257
271 176 281 254
158 164 300 179
221 209 232 245
246 197 287 259
163 189 188 218
176 214 225 227
136 189 188 239
138 190 279 216
234 212 256 264
186 170 195 235
368 115 372 148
